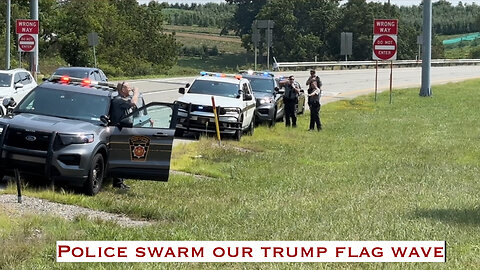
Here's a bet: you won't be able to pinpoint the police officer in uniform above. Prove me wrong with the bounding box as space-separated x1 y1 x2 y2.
282 75 300 127
306 70 322 131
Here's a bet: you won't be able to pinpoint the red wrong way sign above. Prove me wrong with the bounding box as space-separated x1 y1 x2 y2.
374 19 398 35
18 34 36 52
373 35 397 61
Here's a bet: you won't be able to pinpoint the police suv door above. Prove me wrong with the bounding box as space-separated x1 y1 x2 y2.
242 82 255 129
107 102 178 181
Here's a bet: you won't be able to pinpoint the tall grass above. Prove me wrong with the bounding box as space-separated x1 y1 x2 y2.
2 80 480 269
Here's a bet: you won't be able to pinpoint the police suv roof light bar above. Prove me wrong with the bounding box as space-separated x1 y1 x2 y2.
199 71 242 80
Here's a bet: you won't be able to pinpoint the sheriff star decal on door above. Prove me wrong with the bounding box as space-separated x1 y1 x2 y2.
129 136 151 161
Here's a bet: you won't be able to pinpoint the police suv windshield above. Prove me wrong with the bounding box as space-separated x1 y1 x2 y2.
15 87 110 123
188 80 239 98
53 69 89 79
248 78 274 93
0 74 12 87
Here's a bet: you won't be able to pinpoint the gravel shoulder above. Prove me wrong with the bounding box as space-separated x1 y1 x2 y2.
0 194 152 227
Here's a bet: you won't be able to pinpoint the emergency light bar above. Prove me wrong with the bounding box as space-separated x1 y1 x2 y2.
238 70 275 77
199 71 242 80
48 75 117 91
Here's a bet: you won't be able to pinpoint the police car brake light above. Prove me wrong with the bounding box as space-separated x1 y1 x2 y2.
60 75 70 83
81 78 91 86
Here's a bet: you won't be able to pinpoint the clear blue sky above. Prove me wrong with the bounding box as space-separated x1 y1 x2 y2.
138 0 479 6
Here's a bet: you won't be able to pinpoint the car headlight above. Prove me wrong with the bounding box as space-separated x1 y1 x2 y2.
221 107 241 115
259 97 273 104
59 133 94 145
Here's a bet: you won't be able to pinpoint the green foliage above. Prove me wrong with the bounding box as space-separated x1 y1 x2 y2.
469 47 480 58
162 3 236 28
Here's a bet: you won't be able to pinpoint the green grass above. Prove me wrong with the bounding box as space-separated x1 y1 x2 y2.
2 80 480 268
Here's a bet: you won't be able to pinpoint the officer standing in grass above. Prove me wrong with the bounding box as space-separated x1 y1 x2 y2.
281 75 300 127
306 70 322 131
108 81 140 190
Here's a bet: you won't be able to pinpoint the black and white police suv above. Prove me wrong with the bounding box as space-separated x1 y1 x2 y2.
0 75 178 195
176 72 256 140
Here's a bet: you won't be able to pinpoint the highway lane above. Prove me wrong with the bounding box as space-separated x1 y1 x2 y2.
126 66 480 105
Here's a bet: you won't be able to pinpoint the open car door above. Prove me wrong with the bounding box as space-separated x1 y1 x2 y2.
107 102 178 181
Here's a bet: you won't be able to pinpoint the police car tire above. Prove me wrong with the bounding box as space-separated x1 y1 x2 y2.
248 117 255 136
175 129 184 137
84 153 104 196
269 110 276 127
298 102 305 115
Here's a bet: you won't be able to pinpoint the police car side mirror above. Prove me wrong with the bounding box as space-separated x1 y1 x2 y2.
179 88 185 94
100 115 110 126
186 83 190 88
14 83 24 90
244 94 253 101
3 97 16 108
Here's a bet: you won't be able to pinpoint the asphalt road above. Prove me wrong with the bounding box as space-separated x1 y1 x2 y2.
126 66 480 105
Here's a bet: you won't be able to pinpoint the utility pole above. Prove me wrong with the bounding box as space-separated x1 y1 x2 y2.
420 0 432 97
5 0 11 69
30 0 39 77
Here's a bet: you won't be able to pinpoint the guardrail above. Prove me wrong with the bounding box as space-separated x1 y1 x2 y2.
273 59 480 70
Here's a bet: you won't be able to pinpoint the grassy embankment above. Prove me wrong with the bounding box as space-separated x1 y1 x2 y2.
2 80 480 269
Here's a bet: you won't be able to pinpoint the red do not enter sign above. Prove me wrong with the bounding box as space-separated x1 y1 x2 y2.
18 34 36 52
373 35 397 61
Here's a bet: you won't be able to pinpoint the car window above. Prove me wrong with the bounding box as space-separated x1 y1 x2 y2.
248 78 274 93
242 83 249 98
15 87 110 123
21 72 32 84
188 80 239 98
129 104 173 129
53 69 89 79
93 71 101 81
14 73 22 84
99 70 107 81
0 74 12 87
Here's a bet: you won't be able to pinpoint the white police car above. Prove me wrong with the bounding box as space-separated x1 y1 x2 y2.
176 72 256 140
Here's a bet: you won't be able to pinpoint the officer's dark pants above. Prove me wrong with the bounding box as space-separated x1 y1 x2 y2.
284 99 297 127
309 101 321 130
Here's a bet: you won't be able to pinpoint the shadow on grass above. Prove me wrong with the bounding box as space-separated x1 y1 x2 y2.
414 208 480 226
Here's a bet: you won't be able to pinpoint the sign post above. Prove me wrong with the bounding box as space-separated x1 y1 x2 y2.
88 32 99 68
252 20 274 70
372 19 398 103
340 32 353 62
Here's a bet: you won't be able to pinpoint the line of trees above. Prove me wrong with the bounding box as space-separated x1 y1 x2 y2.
162 3 236 28
1 0 480 77
226 0 480 62
0 0 178 76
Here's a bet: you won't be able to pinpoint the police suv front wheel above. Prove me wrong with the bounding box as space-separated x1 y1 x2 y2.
84 153 104 196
